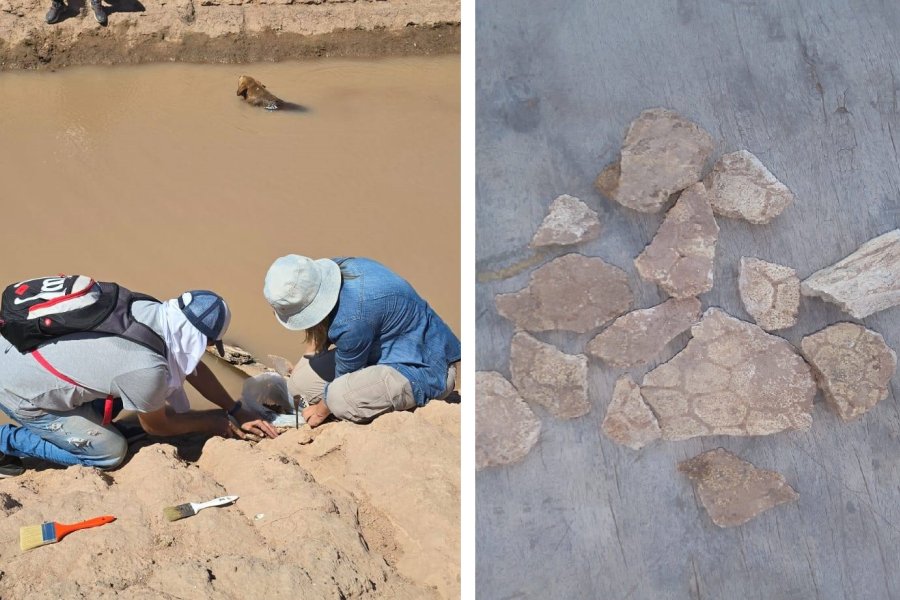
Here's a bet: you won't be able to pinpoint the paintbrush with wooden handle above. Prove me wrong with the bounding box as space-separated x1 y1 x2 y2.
163 495 239 522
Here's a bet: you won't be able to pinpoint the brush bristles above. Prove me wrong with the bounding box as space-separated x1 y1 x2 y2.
19 523 55 551
163 504 197 522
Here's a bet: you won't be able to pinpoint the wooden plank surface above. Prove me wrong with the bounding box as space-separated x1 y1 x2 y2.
476 2 900 599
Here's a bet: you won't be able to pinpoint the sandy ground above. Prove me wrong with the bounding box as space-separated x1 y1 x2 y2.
0 0 459 69
0 402 460 599
0 3 461 596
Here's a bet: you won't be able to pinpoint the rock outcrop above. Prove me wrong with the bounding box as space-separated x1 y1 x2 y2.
0 0 460 70
0 403 462 599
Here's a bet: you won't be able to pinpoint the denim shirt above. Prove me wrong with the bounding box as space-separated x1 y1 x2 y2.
327 257 460 406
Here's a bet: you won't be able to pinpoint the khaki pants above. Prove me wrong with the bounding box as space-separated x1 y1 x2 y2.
288 356 458 424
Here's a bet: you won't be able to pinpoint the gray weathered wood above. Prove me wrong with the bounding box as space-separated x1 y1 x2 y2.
476 2 900 599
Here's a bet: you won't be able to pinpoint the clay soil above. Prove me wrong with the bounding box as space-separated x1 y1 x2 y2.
0 403 460 598
0 0 460 70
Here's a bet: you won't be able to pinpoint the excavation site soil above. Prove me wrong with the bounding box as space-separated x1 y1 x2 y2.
0 55 460 598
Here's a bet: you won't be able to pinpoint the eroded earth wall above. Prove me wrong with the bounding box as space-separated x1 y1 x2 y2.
0 0 459 69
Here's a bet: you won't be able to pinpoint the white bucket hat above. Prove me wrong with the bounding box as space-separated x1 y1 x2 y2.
263 255 342 331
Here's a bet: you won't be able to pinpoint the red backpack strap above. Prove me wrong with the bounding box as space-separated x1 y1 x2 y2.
31 349 116 426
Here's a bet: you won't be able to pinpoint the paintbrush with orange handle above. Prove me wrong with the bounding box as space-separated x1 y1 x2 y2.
19 515 116 551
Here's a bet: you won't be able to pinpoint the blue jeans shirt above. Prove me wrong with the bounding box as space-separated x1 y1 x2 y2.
328 258 460 406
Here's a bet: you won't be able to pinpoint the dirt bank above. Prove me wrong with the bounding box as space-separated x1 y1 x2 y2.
0 402 460 599
0 0 459 70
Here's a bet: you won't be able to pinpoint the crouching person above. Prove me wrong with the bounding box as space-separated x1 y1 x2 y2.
263 255 461 428
0 279 277 477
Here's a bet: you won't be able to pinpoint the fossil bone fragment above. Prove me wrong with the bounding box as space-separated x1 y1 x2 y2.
587 297 701 368
800 323 897 421
641 308 816 440
738 257 800 331
678 448 799 528
704 150 795 224
596 108 714 213
476 371 542 470
634 183 719 298
801 229 900 318
601 376 661 450
495 253 633 333
530 194 602 248
510 332 591 419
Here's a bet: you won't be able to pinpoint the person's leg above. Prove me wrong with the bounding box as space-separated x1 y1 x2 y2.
325 365 416 424
0 400 127 469
288 355 329 405
441 361 460 399
90 0 107 25
45 0 65 24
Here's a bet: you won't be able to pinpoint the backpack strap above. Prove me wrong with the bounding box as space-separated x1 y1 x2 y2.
91 284 168 359
31 349 116 426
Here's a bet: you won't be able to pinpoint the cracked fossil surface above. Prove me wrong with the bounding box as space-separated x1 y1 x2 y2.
641 308 816 440
595 108 714 213
530 194 602 248
801 228 900 318
704 150 795 224
587 297 701 368
678 448 799 528
634 183 719 298
800 323 897 421
476 371 542 470
738 257 800 331
509 331 591 419
495 253 633 333
601 376 661 450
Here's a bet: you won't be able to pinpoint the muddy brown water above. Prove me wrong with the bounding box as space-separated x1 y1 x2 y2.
0 56 459 413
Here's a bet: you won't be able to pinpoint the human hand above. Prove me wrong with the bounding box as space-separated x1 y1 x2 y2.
302 402 331 428
233 405 280 439
220 416 255 441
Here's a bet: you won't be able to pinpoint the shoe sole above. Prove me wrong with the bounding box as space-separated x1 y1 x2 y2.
0 470 24 478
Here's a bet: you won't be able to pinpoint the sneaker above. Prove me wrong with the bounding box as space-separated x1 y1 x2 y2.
45 0 65 24
90 0 107 25
0 453 25 478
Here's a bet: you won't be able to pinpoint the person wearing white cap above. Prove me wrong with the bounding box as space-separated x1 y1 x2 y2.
0 288 277 476
264 255 461 427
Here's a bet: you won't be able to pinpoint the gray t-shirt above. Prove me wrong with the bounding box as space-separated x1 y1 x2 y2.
0 301 170 413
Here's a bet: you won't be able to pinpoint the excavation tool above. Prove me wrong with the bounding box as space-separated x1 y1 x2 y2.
163 495 239 522
20 515 116 551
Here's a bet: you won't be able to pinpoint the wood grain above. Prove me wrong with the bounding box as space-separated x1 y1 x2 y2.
476 2 900 598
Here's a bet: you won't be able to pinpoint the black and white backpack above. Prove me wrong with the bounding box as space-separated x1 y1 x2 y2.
0 275 169 424
0 275 167 357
